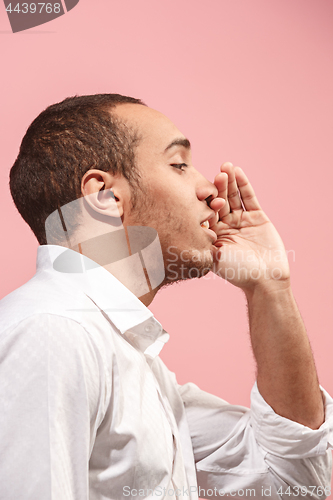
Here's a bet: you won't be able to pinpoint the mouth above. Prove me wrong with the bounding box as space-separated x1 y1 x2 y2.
200 214 217 242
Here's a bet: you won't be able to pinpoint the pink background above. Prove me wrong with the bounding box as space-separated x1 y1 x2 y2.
1 0 332 493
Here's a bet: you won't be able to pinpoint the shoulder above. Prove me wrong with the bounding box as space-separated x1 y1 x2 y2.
0 270 92 333
0 275 112 390
0 312 110 433
0 313 100 367
0 273 116 408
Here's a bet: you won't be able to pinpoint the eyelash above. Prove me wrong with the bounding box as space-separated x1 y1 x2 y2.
171 163 188 172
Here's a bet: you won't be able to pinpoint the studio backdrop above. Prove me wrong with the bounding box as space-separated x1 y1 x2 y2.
0 0 332 493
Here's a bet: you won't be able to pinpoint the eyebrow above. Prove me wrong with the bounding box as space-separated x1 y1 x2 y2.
164 137 191 153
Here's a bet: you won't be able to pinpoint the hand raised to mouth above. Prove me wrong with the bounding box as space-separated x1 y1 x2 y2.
210 162 290 290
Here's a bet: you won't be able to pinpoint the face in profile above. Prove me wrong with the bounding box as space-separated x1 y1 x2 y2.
112 104 219 286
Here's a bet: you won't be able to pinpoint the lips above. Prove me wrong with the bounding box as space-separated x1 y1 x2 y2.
199 213 217 243
200 211 216 229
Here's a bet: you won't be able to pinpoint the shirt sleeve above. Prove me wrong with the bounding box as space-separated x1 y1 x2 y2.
0 313 107 500
179 381 333 500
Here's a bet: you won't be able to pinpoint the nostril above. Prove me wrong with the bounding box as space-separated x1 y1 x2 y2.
205 195 213 206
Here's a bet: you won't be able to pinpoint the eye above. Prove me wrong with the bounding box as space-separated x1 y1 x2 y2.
171 163 188 172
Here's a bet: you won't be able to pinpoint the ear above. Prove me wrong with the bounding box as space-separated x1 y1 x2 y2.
81 169 128 219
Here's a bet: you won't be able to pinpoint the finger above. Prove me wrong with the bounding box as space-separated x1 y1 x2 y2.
213 172 230 219
206 197 225 228
220 162 243 211
209 197 225 213
210 219 230 233
235 167 261 211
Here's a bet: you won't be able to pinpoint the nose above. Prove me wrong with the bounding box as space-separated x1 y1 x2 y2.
195 172 219 206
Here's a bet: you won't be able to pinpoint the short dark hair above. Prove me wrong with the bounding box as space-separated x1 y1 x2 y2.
9 93 146 245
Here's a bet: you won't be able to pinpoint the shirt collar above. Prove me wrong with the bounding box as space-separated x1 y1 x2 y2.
37 245 169 358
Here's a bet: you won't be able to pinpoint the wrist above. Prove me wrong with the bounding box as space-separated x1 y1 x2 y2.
242 277 292 301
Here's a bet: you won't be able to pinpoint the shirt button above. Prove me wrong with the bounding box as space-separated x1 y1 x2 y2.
145 325 152 332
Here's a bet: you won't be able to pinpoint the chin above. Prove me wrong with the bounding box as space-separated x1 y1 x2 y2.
163 245 214 284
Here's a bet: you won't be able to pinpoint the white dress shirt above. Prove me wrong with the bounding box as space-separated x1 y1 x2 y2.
0 245 332 500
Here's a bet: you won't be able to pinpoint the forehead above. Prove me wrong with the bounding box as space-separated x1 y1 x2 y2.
112 103 185 152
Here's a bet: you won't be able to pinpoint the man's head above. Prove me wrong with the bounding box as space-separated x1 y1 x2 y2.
9 94 146 245
10 94 221 297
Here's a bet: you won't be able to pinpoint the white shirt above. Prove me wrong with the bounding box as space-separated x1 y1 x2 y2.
0 245 332 500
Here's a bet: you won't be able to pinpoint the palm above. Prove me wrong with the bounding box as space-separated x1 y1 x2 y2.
210 165 290 288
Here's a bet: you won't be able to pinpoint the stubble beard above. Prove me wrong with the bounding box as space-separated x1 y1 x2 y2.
129 185 214 291
161 245 214 288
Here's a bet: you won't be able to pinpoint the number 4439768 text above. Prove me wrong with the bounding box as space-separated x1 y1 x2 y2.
6 3 61 14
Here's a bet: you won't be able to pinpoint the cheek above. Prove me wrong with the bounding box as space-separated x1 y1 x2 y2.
131 188 156 217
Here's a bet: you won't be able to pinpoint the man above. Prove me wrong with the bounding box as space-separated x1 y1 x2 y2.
1 94 332 499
